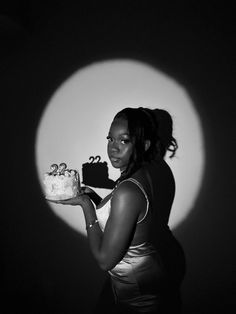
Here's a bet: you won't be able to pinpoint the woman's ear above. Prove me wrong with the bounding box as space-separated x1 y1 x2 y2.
144 140 151 151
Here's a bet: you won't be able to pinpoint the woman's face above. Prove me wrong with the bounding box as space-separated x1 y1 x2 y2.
107 118 134 172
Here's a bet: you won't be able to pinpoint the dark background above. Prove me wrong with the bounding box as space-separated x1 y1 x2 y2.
1 1 235 313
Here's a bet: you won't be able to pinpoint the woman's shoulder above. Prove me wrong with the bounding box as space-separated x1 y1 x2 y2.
114 170 149 200
115 178 142 195
109 180 146 220
112 177 146 203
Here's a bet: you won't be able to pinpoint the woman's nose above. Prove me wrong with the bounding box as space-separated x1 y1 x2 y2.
110 141 119 152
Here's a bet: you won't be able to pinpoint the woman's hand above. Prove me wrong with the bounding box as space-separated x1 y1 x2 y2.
80 186 102 206
80 186 96 195
47 190 93 207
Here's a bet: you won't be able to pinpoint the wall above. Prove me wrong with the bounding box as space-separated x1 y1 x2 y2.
1 2 235 313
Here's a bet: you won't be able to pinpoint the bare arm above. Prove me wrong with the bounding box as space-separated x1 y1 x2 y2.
81 186 102 206
51 181 146 271
96 181 146 270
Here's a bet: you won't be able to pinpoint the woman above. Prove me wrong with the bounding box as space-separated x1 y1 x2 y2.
54 107 186 313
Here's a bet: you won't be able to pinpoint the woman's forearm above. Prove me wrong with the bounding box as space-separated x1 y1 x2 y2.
89 191 102 206
82 199 106 269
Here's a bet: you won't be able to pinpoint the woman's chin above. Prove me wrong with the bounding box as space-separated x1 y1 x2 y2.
111 162 121 169
110 160 122 170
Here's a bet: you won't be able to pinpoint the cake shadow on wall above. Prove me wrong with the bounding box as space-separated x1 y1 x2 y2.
82 155 115 189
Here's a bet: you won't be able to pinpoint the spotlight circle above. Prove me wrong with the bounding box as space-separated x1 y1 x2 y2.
36 59 204 235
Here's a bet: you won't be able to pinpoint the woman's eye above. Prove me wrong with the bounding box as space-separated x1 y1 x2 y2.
106 136 113 142
107 136 130 144
121 139 130 144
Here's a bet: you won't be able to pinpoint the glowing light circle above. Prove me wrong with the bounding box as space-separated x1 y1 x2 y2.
36 59 204 236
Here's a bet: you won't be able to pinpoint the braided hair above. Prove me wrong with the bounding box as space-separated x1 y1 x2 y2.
113 107 178 182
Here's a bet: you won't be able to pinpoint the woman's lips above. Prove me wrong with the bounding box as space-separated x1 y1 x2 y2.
110 157 120 162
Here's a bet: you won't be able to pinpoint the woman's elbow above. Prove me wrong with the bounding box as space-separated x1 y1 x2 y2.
97 255 116 271
99 263 110 271
98 260 114 271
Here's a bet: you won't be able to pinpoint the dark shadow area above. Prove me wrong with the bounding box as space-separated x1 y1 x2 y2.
82 156 115 189
1 2 235 314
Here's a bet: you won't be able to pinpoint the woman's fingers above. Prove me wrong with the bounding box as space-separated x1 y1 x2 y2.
46 196 79 205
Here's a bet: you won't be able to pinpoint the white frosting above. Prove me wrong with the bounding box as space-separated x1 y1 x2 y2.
43 170 80 200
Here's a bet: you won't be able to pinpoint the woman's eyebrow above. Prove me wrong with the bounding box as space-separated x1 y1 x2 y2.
108 131 130 136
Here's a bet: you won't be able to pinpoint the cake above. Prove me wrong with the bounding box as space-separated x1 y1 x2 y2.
43 163 80 200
